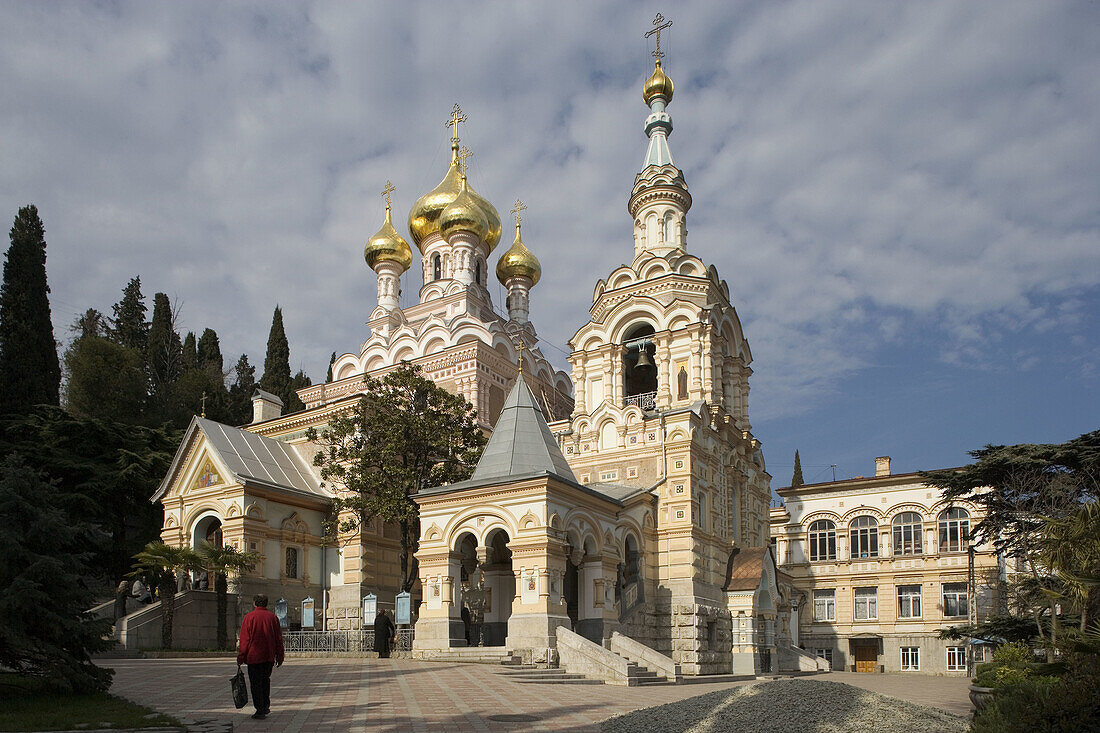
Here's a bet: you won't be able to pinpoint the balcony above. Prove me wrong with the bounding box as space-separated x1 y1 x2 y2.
623 391 657 411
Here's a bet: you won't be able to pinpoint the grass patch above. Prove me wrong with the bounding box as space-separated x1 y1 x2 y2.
0 674 179 731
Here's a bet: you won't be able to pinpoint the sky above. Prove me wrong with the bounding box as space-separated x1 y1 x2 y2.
1 1 1097 487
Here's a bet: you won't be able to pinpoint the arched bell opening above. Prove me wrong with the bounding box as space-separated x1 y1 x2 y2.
622 323 657 410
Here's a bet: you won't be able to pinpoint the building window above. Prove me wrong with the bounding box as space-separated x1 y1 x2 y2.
946 646 967 672
813 589 836 621
900 646 920 671
943 582 969 618
854 587 878 620
698 492 708 531
849 515 879 558
285 547 299 579
973 644 989 663
897 585 922 618
808 520 837 562
432 253 442 281
815 648 833 670
892 512 923 556
938 507 970 553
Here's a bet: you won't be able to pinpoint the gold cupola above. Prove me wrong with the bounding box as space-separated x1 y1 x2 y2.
496 220 541 286
439 176 491 244
642 59 674 106
364 196 413 272
408 142 465 251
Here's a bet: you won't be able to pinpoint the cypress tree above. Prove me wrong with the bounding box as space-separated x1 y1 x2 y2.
0 205 60 413
145 293 182 418
110 277 148 351
197 328 223 376
227 354 256 425
182 332 198 371
286 368 310 413
259 306 291 402
326 351 337 382
791 450 804 488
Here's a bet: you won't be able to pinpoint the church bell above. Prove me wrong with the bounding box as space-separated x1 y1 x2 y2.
634 345 655 374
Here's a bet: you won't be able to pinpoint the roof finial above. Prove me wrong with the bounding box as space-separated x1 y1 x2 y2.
381 180 396 211
457 145 473 175
511 199 527 233
515 339 527 374
200 390 207 419
446 103 467 142
645 13 673 62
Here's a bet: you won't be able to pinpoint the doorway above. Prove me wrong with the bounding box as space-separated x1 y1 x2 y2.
854 643 878 673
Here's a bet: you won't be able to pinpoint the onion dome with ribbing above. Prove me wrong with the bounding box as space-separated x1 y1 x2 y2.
439 177 490 244
642 59 674 105
364 202 413 272
496 222 541 286
408 144 502 252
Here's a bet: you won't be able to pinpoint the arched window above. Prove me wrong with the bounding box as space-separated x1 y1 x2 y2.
432 253 442 281
475 260 482 285
622 323 657 408
663 214 674 246
698 491 708 531
938 508 970 553
849 515 878 558
808 519 836 562
892 512 923 556
285 547 299 579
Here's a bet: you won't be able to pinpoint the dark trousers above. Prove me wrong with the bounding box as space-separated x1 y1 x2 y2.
246 662 274 713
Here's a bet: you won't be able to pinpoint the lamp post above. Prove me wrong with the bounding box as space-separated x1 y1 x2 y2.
967 543 976 676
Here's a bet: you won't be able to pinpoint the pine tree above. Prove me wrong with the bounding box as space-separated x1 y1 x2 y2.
227 354 256 425
0 205 60 413
259 306 292 405
181 332 198 371
145 293 182 421
72 309 107 340
197 328 223 376
110 277 148 351
791 450 804 488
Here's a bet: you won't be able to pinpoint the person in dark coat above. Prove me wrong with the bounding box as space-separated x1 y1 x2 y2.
373 609 396 658
237 594 284 720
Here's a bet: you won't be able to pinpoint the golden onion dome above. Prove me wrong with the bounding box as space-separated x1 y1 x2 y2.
469 186 502 252
439 177 490 243
496 222 541 286
642 59 674 106
408 146 465 251
364 203 413 272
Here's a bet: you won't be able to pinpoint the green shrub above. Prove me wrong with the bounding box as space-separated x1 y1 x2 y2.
971 655 1100 733
991 641 1034 668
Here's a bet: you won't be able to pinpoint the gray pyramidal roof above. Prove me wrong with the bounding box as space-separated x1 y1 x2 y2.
152 417 325 500
471 375 577 483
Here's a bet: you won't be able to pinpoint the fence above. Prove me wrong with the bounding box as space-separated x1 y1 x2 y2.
283 628 414 653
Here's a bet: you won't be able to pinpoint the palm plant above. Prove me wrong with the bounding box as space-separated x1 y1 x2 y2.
131 541 202 649
196 541 259 650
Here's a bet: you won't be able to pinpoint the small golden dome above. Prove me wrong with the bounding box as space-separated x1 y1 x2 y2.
496 223 541 286
364 203 413 272
642 59 674 106
439 177 491 243
470 188 502 252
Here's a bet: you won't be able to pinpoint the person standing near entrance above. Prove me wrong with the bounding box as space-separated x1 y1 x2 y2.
236 595 284 720
373 609 396 658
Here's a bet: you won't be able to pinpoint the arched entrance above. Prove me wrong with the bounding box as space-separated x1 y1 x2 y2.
456 529 514 647
191 514 222 589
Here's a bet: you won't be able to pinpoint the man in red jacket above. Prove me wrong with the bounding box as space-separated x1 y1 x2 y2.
236 595 284 720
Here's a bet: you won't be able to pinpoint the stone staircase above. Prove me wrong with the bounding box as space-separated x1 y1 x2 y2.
553 628 680 686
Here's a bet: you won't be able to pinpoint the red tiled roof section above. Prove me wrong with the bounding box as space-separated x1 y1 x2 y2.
724 546 767 591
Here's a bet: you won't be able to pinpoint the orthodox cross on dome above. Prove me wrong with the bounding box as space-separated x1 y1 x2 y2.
457 146 473 174
381 180 396 209
645 13 673 61
446 103 467 141
200 390 207 419
514 339 527 374
510 199 527 226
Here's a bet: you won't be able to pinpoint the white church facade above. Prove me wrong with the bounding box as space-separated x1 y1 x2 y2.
150 36 816 678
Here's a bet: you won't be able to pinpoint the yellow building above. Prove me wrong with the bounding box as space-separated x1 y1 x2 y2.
770 456 1002 675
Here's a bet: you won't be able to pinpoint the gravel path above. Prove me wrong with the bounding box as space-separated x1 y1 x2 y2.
601 678 969 733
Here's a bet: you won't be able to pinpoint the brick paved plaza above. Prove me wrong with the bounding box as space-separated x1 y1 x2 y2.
106 658 972 732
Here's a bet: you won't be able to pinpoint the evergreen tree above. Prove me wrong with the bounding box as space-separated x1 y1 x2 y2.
72 308 107 340
197 328 223 376
0 205 60 413
63 336 146 423
145 293 183 423
326 351 337 382
227 354 256 425
791 450 804 488
286 368 311 413
260 306 301 411
110 276 148 351
182 331 198 371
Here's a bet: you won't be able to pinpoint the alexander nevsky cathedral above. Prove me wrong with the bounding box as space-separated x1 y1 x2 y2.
151 20 818 679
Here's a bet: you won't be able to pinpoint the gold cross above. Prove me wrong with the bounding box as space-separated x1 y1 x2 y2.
515 340 527 374
446 103 467 141
381 180 396 208
645 13 673 60
457 146 473 174
510 199 527 225
200 390 207 419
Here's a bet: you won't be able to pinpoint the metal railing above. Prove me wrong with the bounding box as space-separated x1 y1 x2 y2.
623 391 657 411
283 628 414 653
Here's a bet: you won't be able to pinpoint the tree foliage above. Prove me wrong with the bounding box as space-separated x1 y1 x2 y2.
0 205 60 413
145 292 183 422
130 542 202 650
228 353 256 425
0 454 113 692
260 305 291 402
791 450 804 488
63 335 147 423
196 541 259 650
307 363 486 590
109 276 148 352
